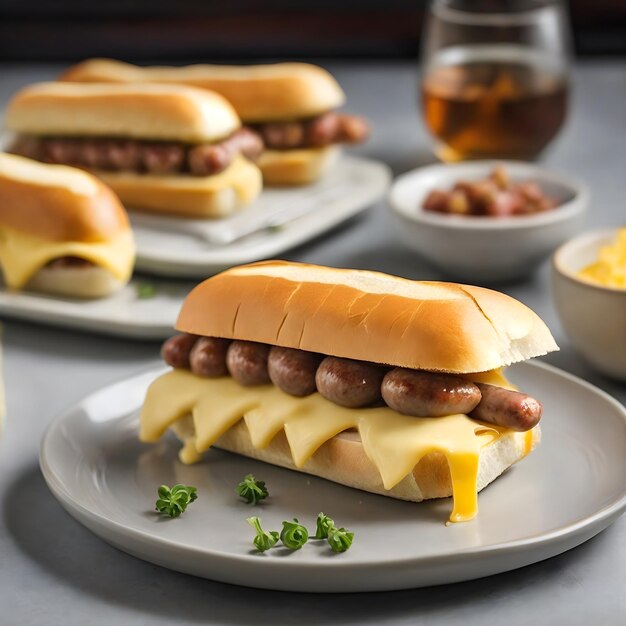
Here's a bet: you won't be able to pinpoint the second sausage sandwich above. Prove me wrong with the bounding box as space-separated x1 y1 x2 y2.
60 59 371 185
5 82 263 218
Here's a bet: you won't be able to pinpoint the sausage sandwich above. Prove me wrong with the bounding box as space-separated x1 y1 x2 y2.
140 261 558 522
0 153 135 298
60 59 370 185
5 82 262 217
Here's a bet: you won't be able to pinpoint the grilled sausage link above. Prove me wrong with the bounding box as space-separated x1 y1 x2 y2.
381 369 482 417
315 356 386 408
256 112 370 149
471 383 543 431
45 256 94 269
306 111 341 147
10 130 262 177
142 143 185 174
259 121 305 149
337 114 370 143
228 126 264 160
187 127 264 176
189 337 231 377
268 347 322 397
226 340 271 386
106 140 142 170
161 333 198 370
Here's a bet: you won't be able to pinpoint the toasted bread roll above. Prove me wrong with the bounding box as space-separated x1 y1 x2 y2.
173 416 541 504
5 81 240 143
256 147 340 185
60 59 346 123
177 261 558 374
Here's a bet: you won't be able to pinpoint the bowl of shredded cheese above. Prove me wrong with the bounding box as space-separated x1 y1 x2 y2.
552 228 626 380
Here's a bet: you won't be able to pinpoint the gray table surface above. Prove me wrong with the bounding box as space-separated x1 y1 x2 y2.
0 61 625 626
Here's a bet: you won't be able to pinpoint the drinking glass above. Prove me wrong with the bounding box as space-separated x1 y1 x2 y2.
421 0 573 161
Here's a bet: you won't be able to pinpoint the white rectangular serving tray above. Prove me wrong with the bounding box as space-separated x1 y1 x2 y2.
0 155 390 338
0 277 192 339
131 156 391 277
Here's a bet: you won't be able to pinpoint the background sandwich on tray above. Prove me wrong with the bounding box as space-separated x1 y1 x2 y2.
0 153 135 298
60 59 370 185
4 81 263 218
141 261 558 523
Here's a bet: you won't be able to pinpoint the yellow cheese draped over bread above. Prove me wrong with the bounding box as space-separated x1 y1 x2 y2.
140 368 520 523
0 226 135 288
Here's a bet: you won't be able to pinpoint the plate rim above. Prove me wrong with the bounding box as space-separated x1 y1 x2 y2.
0 285 180 340
39 360 626 573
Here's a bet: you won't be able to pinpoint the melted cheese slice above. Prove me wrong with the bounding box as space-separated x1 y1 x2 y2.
0 227 135 288
140 369 514 523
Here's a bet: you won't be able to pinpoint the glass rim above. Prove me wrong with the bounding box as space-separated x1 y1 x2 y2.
432 0 562 26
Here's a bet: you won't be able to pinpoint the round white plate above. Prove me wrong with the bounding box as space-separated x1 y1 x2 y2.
132 156 391 278
40 361 626 592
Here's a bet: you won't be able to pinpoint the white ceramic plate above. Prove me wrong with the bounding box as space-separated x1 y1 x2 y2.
0 277 193 339
131 156 391 278
40 361 626 592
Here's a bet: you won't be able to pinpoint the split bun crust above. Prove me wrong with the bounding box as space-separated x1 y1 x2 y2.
177 261 559 374
0 153 129 242
5 81 241 142
60 58 346 122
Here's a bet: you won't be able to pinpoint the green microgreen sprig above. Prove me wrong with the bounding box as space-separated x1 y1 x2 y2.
155 484 197 518
280 518 309 550
236 474 269 505
247 516 279 552
327 526 355 553
315 512 335 539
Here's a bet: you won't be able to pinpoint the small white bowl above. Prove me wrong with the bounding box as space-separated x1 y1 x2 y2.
552 229 626 381
389 161 588 282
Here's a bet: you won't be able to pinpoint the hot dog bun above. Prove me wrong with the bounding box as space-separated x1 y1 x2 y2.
0 152 128 241
5 81 240 142
172 416 541 503
0 153 135 297
93 155 262 218
256 146 340 185
60 59 346 123
177 261 558 374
